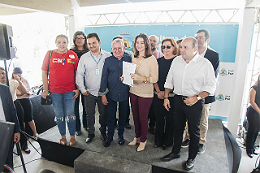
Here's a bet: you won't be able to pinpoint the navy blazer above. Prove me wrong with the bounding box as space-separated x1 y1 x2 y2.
0 84 20 133
204 47 220 104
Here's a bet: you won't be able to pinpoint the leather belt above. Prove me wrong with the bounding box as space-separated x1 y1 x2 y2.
176 95 188 100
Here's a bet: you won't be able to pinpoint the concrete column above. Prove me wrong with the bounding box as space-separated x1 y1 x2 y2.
68 0 85 46
227 7 255 137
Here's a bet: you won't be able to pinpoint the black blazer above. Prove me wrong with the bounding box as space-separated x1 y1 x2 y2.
204 47 219 104
0 84 20 133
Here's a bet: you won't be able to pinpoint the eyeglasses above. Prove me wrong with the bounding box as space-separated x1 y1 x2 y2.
162 45 173 49
195 36 205 40
76 37 85 40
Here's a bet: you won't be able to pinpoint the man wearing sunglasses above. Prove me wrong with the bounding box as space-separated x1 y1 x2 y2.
181 29 220 154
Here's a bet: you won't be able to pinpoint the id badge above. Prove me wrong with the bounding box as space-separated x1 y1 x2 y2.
95 68 100 75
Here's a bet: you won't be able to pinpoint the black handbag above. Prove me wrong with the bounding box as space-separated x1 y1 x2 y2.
41 50 53 105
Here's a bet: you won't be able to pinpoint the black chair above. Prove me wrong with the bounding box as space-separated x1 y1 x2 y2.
0 121 15 171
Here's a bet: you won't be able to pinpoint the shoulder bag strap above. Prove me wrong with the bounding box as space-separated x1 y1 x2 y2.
47 50 53 78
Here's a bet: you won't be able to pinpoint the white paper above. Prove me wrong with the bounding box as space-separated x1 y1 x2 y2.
123 61 136 87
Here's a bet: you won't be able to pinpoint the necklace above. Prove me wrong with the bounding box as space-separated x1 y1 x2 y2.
136 56 144 68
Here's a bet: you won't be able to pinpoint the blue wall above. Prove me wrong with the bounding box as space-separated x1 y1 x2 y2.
85 24 238 63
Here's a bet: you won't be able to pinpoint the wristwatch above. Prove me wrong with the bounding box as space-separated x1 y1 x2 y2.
196 95 202 101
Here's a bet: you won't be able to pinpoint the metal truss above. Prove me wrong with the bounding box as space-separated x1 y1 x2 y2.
83 8 241 26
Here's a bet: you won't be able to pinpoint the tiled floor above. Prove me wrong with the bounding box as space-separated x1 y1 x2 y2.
12 134 259 173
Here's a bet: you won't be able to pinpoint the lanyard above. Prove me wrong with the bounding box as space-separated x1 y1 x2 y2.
90 51 102 65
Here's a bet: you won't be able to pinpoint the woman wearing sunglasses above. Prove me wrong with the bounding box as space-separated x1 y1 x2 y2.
154 37 179 150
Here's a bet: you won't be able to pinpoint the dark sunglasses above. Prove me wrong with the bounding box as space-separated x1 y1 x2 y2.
162 45 173 49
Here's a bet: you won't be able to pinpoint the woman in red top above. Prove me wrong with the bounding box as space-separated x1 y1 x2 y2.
41 34 79 146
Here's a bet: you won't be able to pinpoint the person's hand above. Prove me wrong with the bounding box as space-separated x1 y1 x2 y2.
41 90 49 99
83 91 89 96
73 89 80 99
164 98 171 111
130 73 143 81
102 95 108 105
13 74 21 82
120 75 124 82
157 91 165 99
14 132 20 143
183 96 197 106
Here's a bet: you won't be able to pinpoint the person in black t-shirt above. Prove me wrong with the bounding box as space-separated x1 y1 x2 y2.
246 75 260 158
154 37 178 150
71 31 89 136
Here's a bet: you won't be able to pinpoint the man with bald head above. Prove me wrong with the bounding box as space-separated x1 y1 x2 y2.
160 37 216 171
149 35 164 59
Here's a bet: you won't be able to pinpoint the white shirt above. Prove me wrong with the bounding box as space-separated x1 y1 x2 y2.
76 49 111 96
9 79 19 101
198 47 207 57
164 54 216 97
0 97 6 121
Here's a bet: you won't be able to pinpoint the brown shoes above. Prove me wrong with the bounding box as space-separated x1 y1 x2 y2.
60 137 67 145
128 137 140 146
137 141 147 152
69 137 76 146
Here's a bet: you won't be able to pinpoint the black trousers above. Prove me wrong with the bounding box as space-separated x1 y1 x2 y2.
75 93 87 131
154 95 174 147
172 95 204 160
246 106 260 154
14 99 29 150
84 94 107 134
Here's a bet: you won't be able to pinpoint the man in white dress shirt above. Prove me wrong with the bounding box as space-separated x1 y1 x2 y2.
160 37 216 171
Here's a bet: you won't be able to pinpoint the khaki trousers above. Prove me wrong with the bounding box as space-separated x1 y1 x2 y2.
185 103 211 144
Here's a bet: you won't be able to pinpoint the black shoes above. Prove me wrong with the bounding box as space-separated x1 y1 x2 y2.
160 152 180 162
198 144 205 154
86 133 95 143
181 139 190 148
118 136 125 145
125 123 131 129
183 159 195 171
22 148 31 154
104 137 113 147
101 133 107 141
75 131 82 136
247 152 253 158
163 145 168 150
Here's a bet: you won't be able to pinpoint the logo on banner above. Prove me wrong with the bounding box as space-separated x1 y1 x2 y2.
216 94 231 101
219 68 234 76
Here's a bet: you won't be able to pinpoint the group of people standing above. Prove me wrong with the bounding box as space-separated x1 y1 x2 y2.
39 28 220 171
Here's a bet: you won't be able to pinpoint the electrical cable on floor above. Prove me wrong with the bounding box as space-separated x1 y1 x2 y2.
21 130 42 156
13 158 42 169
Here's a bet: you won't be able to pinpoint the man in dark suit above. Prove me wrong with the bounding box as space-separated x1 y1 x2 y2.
182 29 220 153
0 83 20 168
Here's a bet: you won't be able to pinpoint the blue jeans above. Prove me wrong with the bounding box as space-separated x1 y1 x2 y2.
51 92 76 136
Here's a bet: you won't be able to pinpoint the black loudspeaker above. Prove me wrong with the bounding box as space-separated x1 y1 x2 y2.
0 24 16 60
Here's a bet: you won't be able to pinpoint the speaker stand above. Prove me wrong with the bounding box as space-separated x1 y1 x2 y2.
4 60 9 86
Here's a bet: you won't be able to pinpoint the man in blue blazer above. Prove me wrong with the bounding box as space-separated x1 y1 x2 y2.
0 83 20 168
